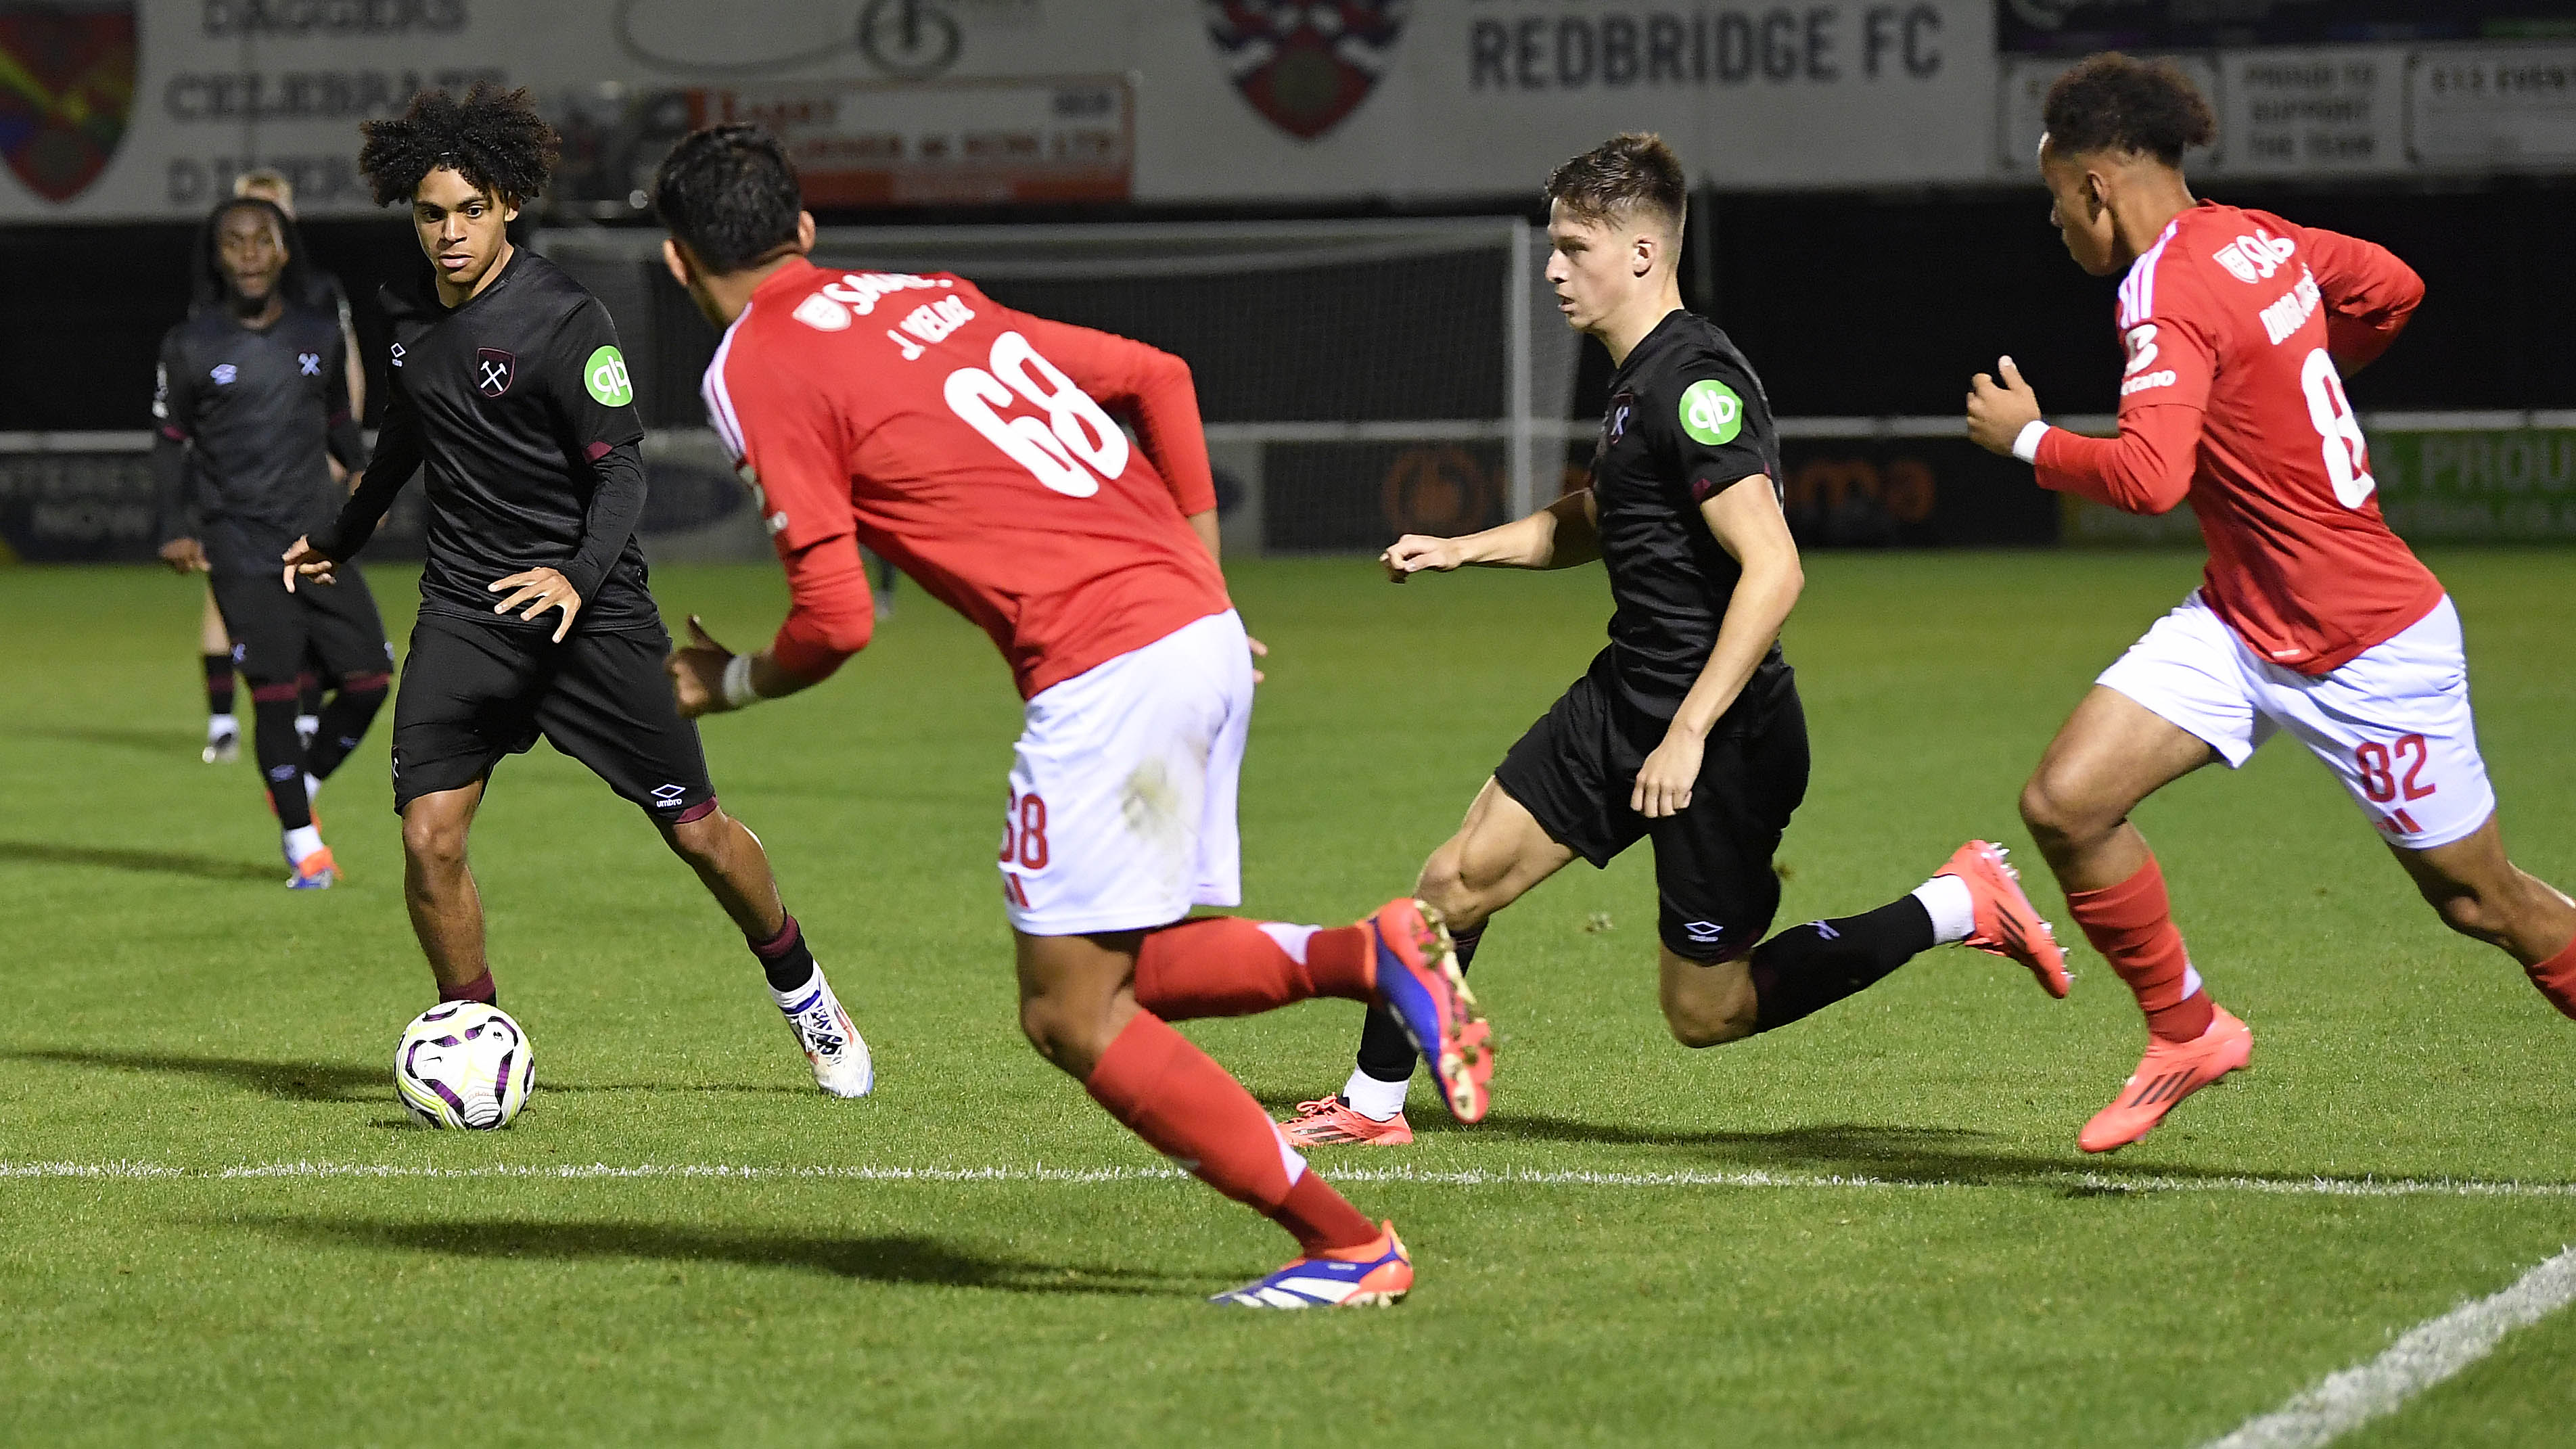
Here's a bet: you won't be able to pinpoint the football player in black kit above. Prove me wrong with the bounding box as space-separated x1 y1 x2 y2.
1283 135 2072 1147
280 86 872 1097
188 169 371 764
154 195 390 889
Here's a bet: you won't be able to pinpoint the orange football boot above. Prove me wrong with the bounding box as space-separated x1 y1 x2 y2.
1937 840 2069 998
1281 1097 1415 1147
2078 1006 2253 1153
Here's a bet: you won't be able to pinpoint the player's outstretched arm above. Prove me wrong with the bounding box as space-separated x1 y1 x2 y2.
1971 354 2198 516
1632 477 1801 819
288 385 427 589
1381 488 1599 581
674 536 875 718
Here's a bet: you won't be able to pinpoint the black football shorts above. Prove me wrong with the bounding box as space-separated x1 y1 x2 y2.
1493 654 1809 962
209 564 392 688
389 613 717 821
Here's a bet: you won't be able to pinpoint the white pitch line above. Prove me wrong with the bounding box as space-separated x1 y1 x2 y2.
5 1161 2576 1198
2201 1243 2576 1449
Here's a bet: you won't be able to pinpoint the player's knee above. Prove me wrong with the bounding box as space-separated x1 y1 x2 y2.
2019 768 2107 850
1661 994 1755 1048
1015 992 1112 1074
2420 879 2508 944
662 808 730 865
400 808 467 869
1659 955 1757 1048
1414 843 1476 917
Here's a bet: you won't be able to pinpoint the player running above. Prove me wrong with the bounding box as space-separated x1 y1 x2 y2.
192 170 365 763
1282 133 2067 1148
1967 54 2576 1153
154 195 389 889
648 124 1491 1307
279 87 872 1098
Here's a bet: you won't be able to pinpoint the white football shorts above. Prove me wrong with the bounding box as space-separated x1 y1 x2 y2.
2096 591 2496 850
999 609 1252 936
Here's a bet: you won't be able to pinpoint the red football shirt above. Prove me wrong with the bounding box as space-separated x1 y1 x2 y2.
702 260 1229 697
2035 200 2441 674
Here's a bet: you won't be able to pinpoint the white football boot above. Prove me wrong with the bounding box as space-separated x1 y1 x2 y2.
775 968 873 1098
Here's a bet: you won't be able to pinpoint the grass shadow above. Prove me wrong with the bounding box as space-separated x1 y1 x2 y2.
0 840 277 883
1463 1111 2573 1191
18 724 208 756
11 1051 809 1105
231 1215 1205 1297
9 1049 382 1102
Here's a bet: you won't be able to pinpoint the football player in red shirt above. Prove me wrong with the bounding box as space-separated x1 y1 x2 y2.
649 126 1493 1308
1968 54 2576 1153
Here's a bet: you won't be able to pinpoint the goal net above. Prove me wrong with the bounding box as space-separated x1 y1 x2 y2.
538 218 1580 555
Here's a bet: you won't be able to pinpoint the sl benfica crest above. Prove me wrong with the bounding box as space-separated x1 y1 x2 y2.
1205 1 1406 141
0 1 135 202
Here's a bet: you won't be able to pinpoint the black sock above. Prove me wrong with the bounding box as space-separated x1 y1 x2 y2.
1352 921 1485 1084
296 670 323 719
250 693 311 829
204 653 235 717
302 676 389 781
750 915 817 994
1747 896 1936 1034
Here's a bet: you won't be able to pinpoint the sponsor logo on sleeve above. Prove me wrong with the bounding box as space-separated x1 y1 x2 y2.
1677 378 1743 446
2118 323 2174 394
2211 227 2297 284
793 292 852 331
584 345 635 407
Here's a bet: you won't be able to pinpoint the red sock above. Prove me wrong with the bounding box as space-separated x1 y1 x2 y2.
442 970 497 1007
1132 918 1374 1021
1084 1012 1377 1253
2064 853 2213 1043
2526 935 2576 1021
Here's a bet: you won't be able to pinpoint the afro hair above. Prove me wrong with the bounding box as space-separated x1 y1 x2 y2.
358 83 560 208
2042 53 2217 166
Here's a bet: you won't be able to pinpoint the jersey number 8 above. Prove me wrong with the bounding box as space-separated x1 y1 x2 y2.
943 331 1130 498
2299 347 2376 509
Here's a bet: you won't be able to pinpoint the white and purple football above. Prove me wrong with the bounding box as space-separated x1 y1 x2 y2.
394 1003 533 1130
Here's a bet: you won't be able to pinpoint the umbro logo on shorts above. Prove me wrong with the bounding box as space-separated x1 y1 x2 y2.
651 784 687 807
1682 920 1726 946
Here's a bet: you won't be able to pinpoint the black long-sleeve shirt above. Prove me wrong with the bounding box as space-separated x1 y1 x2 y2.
313 248 655 633
152 303 366 570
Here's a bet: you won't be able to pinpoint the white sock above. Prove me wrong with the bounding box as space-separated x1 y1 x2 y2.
304 773 323 805
283 824 324 865
295 714 321 741
207 713 237 739
1341 1067 1410 1122
768 965 823 1013
1912 873 1977 946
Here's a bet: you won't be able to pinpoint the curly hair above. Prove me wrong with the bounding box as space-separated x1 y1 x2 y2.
1546 132 1688 236
2043 53 2216 165
653 124 805 276
358 83 560 208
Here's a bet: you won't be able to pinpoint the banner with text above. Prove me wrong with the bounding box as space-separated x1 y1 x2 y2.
0 0 2002 221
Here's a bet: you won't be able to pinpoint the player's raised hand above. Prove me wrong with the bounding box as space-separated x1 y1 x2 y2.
666 614 733 718
1381 534 1465 582
1631 727 1704 819
489 566 583 643
158 537 208 576
280 534 339 591
1967 354 2044 457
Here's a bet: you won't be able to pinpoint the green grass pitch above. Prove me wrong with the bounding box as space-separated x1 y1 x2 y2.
3 550 2571 1447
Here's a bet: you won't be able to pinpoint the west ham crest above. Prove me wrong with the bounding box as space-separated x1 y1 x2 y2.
0 1 135 203
476 348 515 398
1205 1 1406 141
